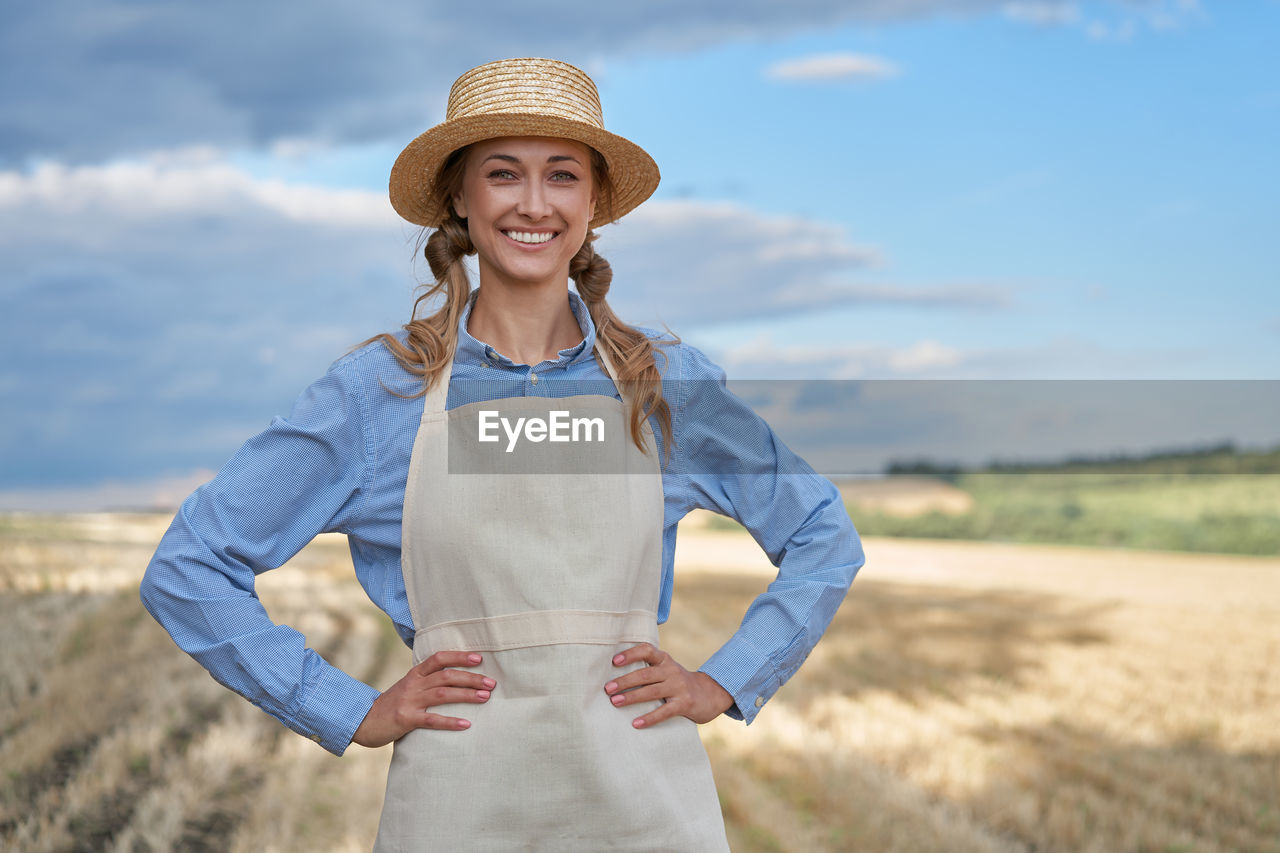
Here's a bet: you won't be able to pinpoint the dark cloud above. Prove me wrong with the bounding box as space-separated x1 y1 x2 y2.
0 0 1005 165
0 157 1006 490
0 158 412 487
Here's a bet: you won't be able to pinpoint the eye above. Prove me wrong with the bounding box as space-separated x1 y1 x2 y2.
550 170 580 183
487 169 517 180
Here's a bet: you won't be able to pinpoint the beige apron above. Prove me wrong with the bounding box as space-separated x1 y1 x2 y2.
373 347 729 852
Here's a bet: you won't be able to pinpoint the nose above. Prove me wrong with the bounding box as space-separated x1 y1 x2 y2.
515 178 551 221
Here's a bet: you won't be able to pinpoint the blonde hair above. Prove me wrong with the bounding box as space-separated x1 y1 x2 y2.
369 146 675 459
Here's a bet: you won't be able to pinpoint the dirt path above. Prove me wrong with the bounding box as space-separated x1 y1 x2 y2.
669 525 1280 852
676 524 1280 610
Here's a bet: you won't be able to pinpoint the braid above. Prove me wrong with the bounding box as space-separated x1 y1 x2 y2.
363 208 474 396
425 215 473 281
572 232 675 462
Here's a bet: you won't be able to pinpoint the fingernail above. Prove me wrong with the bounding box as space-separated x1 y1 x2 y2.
613 654 625 665
476 690 491 700
467 654 482 664
632 718 645 729
611 694 625 706
604 681 617 693
482 677 496 689
458 720 471 729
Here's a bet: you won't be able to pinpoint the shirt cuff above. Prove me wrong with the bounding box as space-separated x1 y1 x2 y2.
293 664 381 756
699 635 781 725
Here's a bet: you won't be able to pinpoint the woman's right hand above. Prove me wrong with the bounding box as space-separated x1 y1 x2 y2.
351 651 494 748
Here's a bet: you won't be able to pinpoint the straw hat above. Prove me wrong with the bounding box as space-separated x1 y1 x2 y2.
389 58 660 230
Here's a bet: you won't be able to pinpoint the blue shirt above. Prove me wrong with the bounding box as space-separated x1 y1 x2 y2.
140 289 864 755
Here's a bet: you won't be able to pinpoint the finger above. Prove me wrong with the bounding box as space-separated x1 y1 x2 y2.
415 651 483 675
419 711 474 732
607 682 672 707
611 643 661 668
417 685 493 708
604 664 667 695
422 669 497 691
631 700 681 730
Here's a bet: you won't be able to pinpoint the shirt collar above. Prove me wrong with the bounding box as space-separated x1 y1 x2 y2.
455 288 597 368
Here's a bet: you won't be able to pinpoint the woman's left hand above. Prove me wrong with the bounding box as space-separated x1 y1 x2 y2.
604 643 734 728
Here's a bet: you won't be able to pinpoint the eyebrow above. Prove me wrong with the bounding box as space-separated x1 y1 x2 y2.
481 153 583 166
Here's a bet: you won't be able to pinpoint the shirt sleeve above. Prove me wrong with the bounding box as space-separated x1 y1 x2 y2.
139 359 381 755
671 343 865 724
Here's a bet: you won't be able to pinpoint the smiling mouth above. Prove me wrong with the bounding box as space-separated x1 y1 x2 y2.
502 230 558 245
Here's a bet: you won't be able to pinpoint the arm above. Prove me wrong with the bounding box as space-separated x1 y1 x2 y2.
139 361 380 755
670 343 864 723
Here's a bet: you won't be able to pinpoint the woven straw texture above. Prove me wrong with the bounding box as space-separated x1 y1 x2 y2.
390 58 660 229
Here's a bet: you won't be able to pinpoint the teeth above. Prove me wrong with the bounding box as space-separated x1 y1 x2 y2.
504 231 556 244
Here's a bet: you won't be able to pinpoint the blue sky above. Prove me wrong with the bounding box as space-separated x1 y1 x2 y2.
1 0 1276 508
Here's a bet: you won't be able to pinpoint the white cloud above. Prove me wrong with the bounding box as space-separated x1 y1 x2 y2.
773 280 1012 311
1001 0 1205 41
713 331 968 379
703 330 1232 381
0 152 395 228
598 199 1013 327
1002 2 1080 26
1150 0 1203 31
888 339 967 372
1085 17 1136 42
766 52 901 82
600 199 991 328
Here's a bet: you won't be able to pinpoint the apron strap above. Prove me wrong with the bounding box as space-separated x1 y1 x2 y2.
422 356 453 418
592 343 621 385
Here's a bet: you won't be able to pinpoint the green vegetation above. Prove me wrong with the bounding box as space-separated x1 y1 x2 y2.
858 444 1280 555
850 472 1280 555
887 441 1280 478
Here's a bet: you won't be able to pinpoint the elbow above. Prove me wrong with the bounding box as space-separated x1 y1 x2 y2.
138 559 167 622
139 544 190 629
848 522 866 567
843 517 866 585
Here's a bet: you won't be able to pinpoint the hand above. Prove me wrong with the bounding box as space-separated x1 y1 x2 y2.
352 651 495 748
603 643 734 729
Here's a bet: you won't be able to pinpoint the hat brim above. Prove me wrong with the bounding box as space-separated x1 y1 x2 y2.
389 113 660 230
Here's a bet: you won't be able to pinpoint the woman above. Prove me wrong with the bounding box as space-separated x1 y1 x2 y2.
141 58 863 851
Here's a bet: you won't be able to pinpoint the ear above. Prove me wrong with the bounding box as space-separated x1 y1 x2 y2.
452 191 467 219
589 191 598 222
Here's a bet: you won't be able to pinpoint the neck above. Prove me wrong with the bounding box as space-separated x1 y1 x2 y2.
467 277 583 366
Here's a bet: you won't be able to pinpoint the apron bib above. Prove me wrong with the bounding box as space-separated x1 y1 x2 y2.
373 347 729 852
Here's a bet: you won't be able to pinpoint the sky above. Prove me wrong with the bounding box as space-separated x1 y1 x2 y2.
1 0 1277 509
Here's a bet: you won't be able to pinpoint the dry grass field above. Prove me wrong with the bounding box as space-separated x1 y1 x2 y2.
2 512 1278 852
836 476 974 518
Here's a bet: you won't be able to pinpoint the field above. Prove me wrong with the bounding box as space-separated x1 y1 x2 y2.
834 468 1280 555
2 512 1278 852
839 452 1280 556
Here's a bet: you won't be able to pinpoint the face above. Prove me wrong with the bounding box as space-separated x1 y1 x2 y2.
453 136 598 291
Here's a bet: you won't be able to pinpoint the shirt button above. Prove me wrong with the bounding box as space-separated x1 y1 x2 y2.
309 734 323 743
754 696 764 708
530 373 539 384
